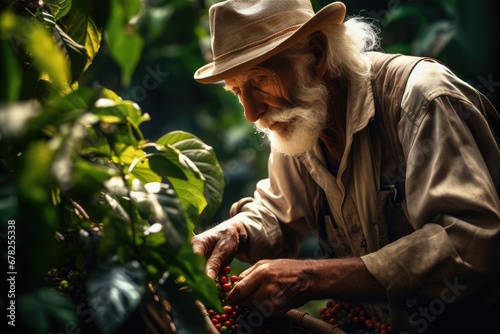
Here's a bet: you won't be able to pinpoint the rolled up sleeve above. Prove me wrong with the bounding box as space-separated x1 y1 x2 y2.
227 149 319 263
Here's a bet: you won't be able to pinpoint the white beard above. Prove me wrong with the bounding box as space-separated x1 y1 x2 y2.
255 104 327 156
254 67 329 156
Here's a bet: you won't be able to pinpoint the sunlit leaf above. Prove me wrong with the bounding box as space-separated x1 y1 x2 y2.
51 113 99 191
93 97 150 132
1 11 72 93
148 154 187 180
87 261 146 334
45 0 73 21
64 0 103 72
156 131 224 223
114 146 161 183
53 25 88 81
99 87 122 102
145 181 187 243
104 193 131 223
28 29 70 92
130 180 187 252
148 148 205 232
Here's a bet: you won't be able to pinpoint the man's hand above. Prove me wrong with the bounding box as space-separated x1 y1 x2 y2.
191 220 249 280
226 259 313 316
226 258 387 316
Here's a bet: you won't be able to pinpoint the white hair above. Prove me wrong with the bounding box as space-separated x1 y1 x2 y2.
323 17 381 80
281 17 381 82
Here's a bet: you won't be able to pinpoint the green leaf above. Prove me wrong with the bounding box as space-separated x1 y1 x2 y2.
93 97 150 133
19 288 78 334
51 113 100 191
103 193 131 223
167 241 223 312
2 11 70 93
130 180 188 253
64 0 103 72
157 131 224 223
106 0 144 87
115 146 161 183
148 153 187 180
71 159 119 195
28 25 71 92
53 25 88 81
99 87 123 102
87 261 146 334
46 87 96 117
46 0 73 21
148 148 205 232
156 273 208 334
145 181 188 247
0 38 22 102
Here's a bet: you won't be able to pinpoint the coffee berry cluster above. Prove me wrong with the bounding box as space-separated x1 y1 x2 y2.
320 300 393 334
207 266 243 333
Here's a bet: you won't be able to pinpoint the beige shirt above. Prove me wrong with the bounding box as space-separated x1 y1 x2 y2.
227 57 500 329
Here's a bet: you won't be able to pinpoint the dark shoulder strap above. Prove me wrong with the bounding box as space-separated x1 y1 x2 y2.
367 52 428 161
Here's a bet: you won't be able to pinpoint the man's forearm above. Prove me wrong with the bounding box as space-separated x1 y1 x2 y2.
308 257 387 302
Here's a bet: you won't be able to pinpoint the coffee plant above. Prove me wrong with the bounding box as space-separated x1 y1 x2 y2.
0 0 225 333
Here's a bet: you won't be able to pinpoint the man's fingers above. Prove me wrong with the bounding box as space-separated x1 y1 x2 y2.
226 271 260 306
191 235 208 255
191 243 205 256
204 243 226 280
191 222 242 280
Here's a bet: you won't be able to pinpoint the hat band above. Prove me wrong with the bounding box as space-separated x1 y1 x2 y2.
212 24 303 62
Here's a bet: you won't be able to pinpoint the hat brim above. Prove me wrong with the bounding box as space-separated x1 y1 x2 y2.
194 2 346 84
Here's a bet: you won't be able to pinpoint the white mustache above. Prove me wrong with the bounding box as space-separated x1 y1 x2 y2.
254 106 304 132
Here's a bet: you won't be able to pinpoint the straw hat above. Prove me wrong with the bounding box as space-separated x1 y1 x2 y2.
194 0 346 84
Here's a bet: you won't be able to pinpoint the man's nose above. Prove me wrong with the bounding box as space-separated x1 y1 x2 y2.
239 89 267 122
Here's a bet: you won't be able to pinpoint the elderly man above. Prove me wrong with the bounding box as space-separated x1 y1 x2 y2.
191 0 500 332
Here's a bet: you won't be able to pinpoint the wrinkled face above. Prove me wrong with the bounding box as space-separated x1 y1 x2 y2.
224 53 329 156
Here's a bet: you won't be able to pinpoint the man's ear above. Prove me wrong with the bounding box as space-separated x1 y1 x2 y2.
308 31 328 78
